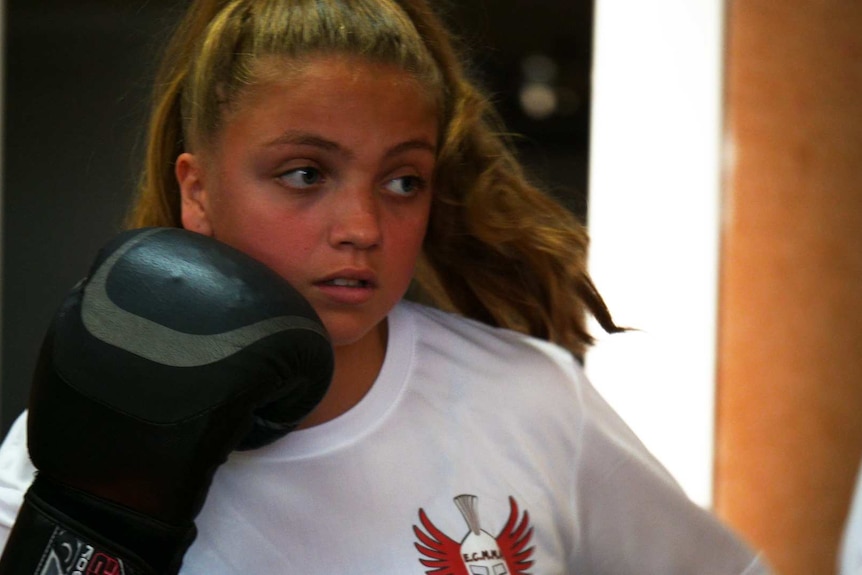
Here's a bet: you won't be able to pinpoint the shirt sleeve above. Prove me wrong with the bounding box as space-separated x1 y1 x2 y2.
0 412 36 551
840 460 862 575
570 373 775 575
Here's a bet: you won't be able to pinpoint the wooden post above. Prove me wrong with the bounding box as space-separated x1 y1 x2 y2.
716 2 862 574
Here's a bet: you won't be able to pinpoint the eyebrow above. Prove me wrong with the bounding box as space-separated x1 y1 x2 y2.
263 130 437 159
265 131 340 151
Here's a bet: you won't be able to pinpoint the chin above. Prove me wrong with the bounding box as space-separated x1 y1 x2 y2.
324 316 387 351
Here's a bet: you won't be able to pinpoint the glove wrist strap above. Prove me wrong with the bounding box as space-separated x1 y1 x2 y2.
0 476 196 575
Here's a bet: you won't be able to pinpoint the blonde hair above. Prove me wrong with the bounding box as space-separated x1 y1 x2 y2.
126 0 622 357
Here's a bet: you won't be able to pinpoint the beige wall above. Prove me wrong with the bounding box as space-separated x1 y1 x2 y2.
716 2 862 574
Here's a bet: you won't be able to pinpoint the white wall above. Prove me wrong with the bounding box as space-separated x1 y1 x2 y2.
586 0 726 507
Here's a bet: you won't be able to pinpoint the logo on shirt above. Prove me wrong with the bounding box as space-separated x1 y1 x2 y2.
414 494 534 575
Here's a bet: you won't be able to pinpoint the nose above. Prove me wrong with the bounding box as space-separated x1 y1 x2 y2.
328 186 382 250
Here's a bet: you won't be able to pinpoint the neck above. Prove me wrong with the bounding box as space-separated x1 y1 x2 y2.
297 320 388 429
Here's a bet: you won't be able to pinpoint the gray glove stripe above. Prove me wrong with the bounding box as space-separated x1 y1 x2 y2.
81 229 327 368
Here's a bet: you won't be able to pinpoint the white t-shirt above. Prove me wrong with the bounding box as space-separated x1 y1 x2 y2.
841 462 862 575
0 301 771 574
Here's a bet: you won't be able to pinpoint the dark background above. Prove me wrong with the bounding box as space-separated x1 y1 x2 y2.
0 0 594 434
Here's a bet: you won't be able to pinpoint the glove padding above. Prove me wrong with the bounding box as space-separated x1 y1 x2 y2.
0 227 334 574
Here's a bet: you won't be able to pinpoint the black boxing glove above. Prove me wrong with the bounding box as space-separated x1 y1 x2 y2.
0 227 334 575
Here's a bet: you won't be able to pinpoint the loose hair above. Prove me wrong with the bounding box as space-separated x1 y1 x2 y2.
125 0 622 357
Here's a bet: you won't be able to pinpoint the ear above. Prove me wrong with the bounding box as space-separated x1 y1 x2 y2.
176 152 214 236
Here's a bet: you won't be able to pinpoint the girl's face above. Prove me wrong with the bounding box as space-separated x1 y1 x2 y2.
176 55 438 350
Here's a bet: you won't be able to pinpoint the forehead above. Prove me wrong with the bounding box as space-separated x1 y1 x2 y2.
227 53 439 119
214 54 440 153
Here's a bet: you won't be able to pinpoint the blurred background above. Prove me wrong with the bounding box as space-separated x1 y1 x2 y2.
0 0 595 434
1 1 861 575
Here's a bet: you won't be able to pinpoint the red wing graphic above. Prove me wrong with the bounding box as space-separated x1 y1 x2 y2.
414 508 470 575
497 497 535 574
414 496 535 575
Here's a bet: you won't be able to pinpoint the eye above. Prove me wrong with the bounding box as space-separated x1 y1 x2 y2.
278 166 323 189
384 175 426 197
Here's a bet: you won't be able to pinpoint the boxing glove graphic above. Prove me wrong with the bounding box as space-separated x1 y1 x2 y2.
0 227 334 574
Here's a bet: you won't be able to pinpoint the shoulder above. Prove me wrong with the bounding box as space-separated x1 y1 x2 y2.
401 300 574 359
0 413 34 489
396 301 586 395
0 412 35 538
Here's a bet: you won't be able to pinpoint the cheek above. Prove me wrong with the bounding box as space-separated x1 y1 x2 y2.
211 207 318 281
199 166 322 283
390 212 430 273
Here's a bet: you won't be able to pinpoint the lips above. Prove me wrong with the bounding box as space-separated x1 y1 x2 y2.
323 278 371 288
314 269 377 304
317 269 376 287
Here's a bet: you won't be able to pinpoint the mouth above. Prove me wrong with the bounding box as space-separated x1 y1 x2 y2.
314 271 377 305
315 268 378 289
321 278 373 288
